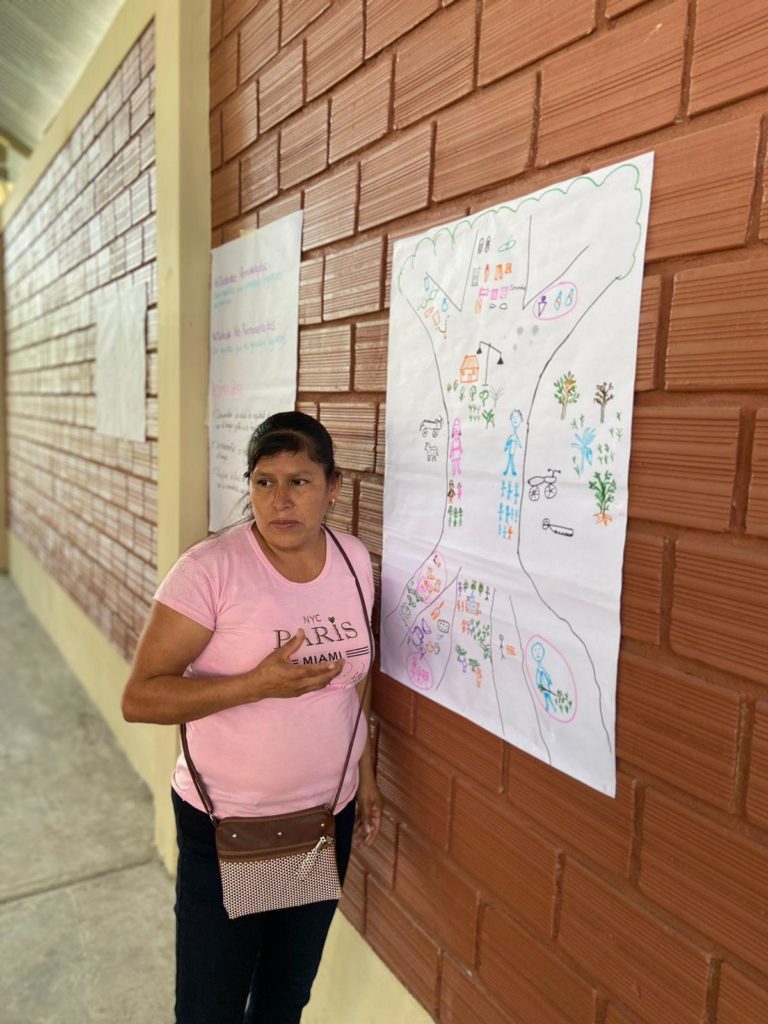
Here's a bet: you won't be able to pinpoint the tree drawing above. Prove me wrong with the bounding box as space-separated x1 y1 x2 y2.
594 381 614 423
589 470 617 525
571 425 596 476
554 372 579 419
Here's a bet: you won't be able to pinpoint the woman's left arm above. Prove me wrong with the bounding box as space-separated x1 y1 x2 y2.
355 673 383 846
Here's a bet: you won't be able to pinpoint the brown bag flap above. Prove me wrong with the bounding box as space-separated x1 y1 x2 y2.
215 805 336 860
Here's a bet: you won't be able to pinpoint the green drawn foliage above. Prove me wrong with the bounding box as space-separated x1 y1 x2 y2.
589 470 617 524
554 372 579 419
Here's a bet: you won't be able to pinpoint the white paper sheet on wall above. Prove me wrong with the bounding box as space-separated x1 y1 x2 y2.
381 155 654 796
208 211 303 530
95 283 147 442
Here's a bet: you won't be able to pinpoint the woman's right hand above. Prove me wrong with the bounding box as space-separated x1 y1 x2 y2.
247 628 344 700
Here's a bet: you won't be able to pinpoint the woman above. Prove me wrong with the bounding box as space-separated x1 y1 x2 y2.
122 411 383 1024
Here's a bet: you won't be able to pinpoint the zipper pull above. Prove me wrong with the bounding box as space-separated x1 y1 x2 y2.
298 835 329 880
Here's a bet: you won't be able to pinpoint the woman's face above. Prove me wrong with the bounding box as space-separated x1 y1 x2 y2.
249 450 341 552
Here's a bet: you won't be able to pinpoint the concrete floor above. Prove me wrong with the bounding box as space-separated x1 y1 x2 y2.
0 575 175 1022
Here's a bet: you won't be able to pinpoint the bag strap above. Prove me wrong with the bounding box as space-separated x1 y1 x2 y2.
180 721 217 824
324 526 374 814
180 525 374 825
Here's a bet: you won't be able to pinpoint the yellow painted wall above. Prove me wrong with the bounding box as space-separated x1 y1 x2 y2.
307 916 432 1024
1 0 211 872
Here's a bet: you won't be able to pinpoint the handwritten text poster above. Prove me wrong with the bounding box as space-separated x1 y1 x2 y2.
95 283 147 442
209 211 303 530
381 156 654 795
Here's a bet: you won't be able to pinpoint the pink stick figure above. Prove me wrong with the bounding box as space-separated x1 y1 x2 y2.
449 418 463 476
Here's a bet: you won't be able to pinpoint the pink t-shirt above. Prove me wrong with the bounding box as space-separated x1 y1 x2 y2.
155 523 374 818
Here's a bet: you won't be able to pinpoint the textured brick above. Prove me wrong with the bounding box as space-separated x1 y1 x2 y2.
330 58 392 163
298 325 351 391
299 256 323 324
210 34 238 108
282 0 330 43
434 73 536 201
257 191 301 228
222 210 258 243
748 410 768 537
635 275 661 392
354 319 388 391
621 531 664 644
606 0 651 15
617 652 741 810
604 1007 635 1024
666 259 768 391
628 406 739 530
210 111 222 170
318 401 376 472
641 789 768 973
240 135 278 211
452 782 557 934
239 0 279 82
440 959 509 1024
306 0 364 101
479 905 595 1024
507 747 634 876
690 0 768 114
211 0 223 48
259 43 303 131
377 727 452 846
365 877 440 1014
717 963 768 1024
479 0 595 85
366 0 439 58
280 102 328 189
303 164 358 250
416 697 504 792
393 0 475 128
646 116 760 261
746 701 768 829
323 237 383 320
395 826 479 963
373 669 415 732
221 82 258 161
539 1 686 165
324 475 354 532
211 161 239 226
670 539 768 686
223 0 259 36
358 478 383 556
359 124 432 231
559 860 710 1024
355 811 397 887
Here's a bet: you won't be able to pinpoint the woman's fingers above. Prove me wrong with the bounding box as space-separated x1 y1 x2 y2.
364 802 383 846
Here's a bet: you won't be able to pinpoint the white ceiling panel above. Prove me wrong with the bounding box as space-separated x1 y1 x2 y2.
0 0 124 176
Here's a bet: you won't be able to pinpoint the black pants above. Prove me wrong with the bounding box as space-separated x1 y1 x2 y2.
172 789 355 1024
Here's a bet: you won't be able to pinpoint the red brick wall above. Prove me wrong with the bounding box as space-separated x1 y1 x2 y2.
3 25 158 659
211 2 768 1021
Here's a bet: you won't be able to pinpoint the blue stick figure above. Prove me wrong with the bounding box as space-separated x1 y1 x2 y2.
531 641 556 713
503 409 523 477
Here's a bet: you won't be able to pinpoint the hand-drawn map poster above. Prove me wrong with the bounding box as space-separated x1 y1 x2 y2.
381 155 654 796
209 211 303 530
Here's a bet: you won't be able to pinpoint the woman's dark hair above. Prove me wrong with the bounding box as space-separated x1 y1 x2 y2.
244 410 337 481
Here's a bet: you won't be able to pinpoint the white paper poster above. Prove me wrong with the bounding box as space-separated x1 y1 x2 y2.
381 156 654 795
209 212 303 530
95 283 147 442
